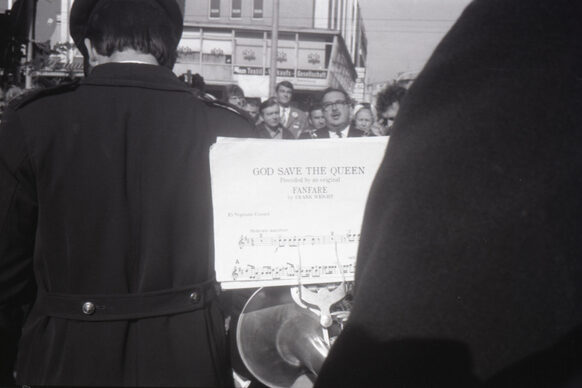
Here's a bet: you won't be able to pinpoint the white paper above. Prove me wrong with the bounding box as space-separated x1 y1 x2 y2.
210 137 388 289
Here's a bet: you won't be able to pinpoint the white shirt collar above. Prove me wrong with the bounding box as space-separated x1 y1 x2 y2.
328 125 350 138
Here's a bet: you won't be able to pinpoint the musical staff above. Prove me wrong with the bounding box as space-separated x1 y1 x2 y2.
231 262 355 282
238 231 360 249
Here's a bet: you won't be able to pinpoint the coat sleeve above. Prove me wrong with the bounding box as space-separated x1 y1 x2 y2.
0 109 37 384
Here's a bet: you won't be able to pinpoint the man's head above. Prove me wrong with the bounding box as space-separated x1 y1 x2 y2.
376 84 406 134
70 0 183 69
275 81 294 107
308 103 327 130
259 98 281 129
243 99 260 121
320 88 352 131
191 73 206 95
223 84 245 108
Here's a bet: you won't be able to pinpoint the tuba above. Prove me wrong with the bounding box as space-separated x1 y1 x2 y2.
236 283 351 387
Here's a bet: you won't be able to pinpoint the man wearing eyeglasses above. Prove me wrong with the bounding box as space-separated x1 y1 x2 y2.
312 88 365 138
372 84 407 136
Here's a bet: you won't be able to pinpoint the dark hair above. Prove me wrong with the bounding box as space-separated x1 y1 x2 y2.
222 84 245 101
85 0 179 68
320 87 352 105
191 74 206 93
259 97 279 115
308 103 323 113
244 99 260 108
276 81 294 93
376 84 407 115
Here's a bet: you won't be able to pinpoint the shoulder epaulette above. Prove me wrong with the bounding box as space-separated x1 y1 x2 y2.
9 80 81 111
200 97 238 114
198 96 254 124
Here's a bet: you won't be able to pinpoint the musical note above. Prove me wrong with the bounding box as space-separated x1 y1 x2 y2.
237 231 360 249
229 261 358 281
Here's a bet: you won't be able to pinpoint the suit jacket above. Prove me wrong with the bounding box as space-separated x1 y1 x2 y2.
255 122 295 139
298 127 320 139
280 105 308 138
0 63 232 387
307 126 366 139
316 0 582 387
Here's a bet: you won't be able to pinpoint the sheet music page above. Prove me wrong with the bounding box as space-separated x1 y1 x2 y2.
210 137 389 289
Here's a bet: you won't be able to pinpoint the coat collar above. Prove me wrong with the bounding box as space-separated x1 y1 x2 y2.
81 63 191 93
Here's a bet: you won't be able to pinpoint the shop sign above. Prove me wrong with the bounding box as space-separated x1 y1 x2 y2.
296 69 328 79
265 68 296 77
234 66 264 75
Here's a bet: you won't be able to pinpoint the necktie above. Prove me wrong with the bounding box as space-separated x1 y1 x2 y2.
281 107 288 126
336 130 343 138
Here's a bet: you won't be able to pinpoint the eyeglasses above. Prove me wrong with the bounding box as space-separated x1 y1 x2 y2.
322 100 349 111
379 117 396 127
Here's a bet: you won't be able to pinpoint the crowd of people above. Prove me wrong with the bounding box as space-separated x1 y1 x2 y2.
1 69 405 143
184 77 407 140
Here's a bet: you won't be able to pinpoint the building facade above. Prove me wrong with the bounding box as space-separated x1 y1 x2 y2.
3 0 367 101
175 0 368 101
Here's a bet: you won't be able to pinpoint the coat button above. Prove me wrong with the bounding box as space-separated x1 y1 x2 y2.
82 301 95 315
190 291 200 303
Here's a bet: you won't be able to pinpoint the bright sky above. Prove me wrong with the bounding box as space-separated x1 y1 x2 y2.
359 0 472 83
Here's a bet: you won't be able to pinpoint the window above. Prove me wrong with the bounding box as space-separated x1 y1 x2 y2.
231 0 242 18
210 0 220 18
253 0 263 19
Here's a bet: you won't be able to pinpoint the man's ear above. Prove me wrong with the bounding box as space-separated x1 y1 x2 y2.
84 38 101 67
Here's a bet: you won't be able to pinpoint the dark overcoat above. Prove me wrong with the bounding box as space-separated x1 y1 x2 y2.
316 0 582 387
0 63 233 387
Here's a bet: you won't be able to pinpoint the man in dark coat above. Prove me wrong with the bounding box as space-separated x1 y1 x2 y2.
311 88 364 139
0 0 232 386
316 0 582 387
255 97 294 139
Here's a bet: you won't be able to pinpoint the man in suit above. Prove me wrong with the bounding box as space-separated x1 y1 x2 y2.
0 0 232 386
310 88 365 139
255 97 294 139
299 103 327 139
316 0 582 387
275 80 308 138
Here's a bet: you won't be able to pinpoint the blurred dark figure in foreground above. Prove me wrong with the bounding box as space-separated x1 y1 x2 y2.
316 0 582 387
0 88 5 121
0 0 233 386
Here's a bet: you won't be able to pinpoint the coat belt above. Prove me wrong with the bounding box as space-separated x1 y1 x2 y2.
34 280 219 321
